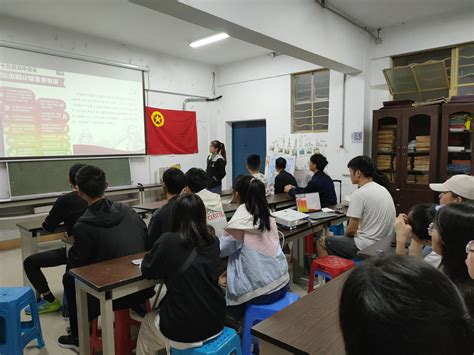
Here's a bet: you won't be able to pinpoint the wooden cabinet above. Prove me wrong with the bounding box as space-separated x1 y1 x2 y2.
372 106 440 213
440 102 474 181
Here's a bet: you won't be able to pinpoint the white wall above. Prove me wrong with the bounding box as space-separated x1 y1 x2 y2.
0 15 217 198
214 55 366 196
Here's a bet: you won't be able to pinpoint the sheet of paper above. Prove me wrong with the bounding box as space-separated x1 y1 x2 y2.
131 258 143 266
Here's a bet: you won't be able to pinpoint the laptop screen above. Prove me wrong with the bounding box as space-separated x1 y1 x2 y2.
295 192 321 212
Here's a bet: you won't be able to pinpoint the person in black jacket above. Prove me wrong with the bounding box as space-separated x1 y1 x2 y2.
274 157 297 194
146 167 186 250
58 166 155 351
23 163 88 315
284 153 337 208
206 140 227 193
137 194 225 354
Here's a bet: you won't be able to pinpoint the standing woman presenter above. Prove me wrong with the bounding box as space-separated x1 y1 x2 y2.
206 140 227 193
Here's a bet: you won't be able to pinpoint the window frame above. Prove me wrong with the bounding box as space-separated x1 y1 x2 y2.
291 69 330 133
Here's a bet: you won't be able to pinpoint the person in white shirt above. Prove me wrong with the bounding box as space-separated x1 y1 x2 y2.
247 154 271 196
317 156 396 259
184 168 227 237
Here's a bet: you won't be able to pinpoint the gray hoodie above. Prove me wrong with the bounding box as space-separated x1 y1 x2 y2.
196 189 227 236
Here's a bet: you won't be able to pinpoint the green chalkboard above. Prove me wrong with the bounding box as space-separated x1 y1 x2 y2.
8 158 131 197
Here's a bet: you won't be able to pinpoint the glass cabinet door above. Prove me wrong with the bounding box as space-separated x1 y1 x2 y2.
404 114 433 186
373 113 402 185
446 110 473 178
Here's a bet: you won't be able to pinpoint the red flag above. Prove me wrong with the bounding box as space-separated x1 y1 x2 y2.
145 107 198 155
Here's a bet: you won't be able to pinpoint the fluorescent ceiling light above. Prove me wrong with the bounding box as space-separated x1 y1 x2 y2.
189 33 230 48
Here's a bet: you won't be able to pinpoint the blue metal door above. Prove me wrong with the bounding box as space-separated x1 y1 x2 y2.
232 120 267 181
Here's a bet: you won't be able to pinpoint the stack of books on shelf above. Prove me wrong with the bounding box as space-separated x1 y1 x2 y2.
407 174 429 185
448 159 471 174
414 156 430 172
415 136 430 152
376 155 392 170
449 114 469 132
377 125 397 153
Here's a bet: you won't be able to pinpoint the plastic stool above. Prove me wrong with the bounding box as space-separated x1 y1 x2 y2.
242 292 300 355
329 224 345 236
0 287 45 355
90 308 142 355
308 256 355 293
171 327 242 354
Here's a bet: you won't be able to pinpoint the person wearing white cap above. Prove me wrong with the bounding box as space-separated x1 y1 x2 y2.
429 175 474 206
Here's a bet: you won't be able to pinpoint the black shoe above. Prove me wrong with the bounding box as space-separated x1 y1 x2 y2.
58 334 79 352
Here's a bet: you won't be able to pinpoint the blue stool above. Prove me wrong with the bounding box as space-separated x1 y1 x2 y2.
329 223 345 236
352 257 363 266
0 287 45 354
242 292 300 355
171 327 242 354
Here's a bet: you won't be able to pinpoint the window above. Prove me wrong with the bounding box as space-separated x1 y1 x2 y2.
387 43 474 101
384 61 450 102
454 43 474 96
292 70 329 133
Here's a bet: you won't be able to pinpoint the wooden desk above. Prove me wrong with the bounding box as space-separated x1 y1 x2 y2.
357 236 395 260
281 209 348 285
252 271 350 355
137 193 294 218
16 220 66 290
70 252 157 355
133 200 169 213
220 189 233 197
266 193 294 210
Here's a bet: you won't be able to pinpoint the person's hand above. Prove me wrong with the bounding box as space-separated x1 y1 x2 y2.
394 214 412 253
284 185 295 193
218 271 227 288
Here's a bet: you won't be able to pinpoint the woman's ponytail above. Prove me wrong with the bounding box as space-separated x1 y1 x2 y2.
233 176 271 231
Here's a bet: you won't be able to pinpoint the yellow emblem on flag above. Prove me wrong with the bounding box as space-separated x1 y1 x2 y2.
151 111 165 128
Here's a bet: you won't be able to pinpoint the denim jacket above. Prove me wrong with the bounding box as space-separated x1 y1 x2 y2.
220 204 289 305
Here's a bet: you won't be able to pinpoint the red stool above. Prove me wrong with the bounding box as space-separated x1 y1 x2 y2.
307 256 355 293
90 301 151 355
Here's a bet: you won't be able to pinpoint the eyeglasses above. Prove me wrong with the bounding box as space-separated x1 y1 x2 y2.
427 222 435 236
466 240 474 254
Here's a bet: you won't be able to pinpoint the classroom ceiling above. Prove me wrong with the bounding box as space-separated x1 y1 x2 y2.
0 0 269 66
328 0 474 29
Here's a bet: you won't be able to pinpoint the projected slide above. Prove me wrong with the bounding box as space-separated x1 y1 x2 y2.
0 47 145 158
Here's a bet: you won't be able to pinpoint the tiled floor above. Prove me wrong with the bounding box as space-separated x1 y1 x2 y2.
1 241 307 354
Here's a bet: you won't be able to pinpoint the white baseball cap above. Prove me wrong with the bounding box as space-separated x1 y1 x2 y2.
429 175 474 200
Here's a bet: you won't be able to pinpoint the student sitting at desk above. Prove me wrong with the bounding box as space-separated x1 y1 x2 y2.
59 165 154 351
274 157 297 194
138 194 225 354
219 176 289 328
284 153 337 207
317 156 396 259
431 203 474 315
146 168 186 250
185 168 227 236
247 154 271 196
340 255 473 355
394 203 441 267
429 175 474 206
23 163 88 315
